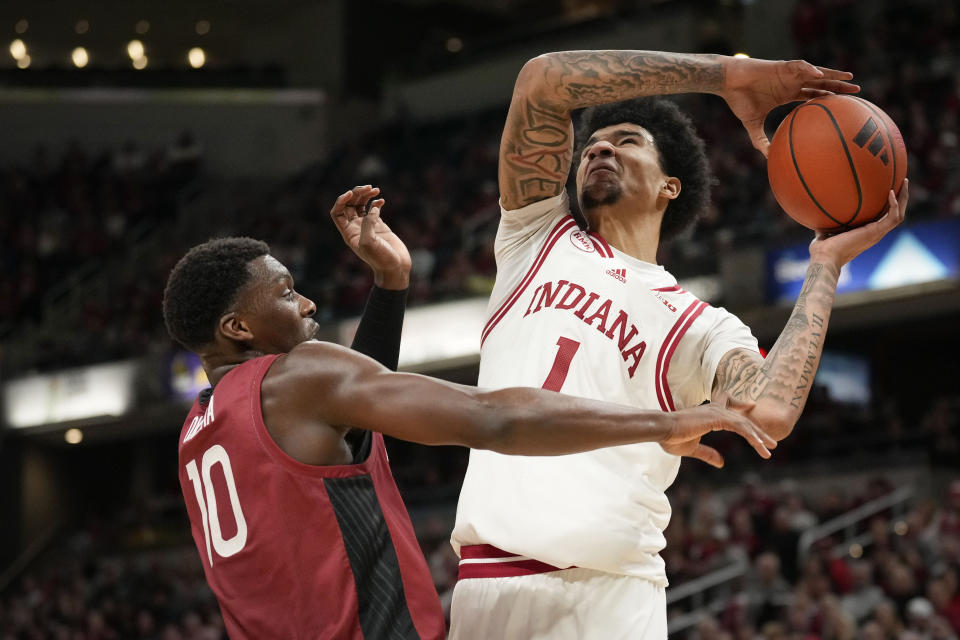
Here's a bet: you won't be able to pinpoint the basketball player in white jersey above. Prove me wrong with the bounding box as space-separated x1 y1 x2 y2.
449 50 909 638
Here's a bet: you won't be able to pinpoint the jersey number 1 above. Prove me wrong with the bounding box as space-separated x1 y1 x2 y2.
185 444 248 567
542 336 581 392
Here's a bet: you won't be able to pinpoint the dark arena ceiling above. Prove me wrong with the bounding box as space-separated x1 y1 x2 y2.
0 0 694 85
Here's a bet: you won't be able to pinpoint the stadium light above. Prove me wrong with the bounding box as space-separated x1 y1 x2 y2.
16 54 30 69
133 55 148 70
446 37 463 53
127 39 144 60
9 38 26 60
72 46 89 68
64 428 83 444
188 47 205 68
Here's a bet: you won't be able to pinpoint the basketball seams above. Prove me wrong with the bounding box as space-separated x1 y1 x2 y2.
787 104 856 230
817 101 865 226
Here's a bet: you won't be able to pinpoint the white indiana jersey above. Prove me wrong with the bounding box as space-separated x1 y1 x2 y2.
451 193 759 586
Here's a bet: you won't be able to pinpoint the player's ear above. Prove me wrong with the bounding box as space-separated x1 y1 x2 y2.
219 312 254 342
661 177 681 200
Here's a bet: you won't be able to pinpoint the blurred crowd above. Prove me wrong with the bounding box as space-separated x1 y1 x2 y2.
2 0 959 375
0 133 202 329
2 467 957 639
667 473 960 640
2 0 960 632
0 541 225 640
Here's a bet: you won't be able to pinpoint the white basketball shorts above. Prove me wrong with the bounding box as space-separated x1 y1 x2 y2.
448 545 667 639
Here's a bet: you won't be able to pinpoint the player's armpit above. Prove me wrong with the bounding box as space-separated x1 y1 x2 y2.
259 341 476 464
275 341 497 449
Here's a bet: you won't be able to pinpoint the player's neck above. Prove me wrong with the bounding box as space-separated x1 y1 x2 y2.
587 204 662 263
200 349 266 387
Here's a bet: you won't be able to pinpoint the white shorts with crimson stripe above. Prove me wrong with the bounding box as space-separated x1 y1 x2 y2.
450 545 667 639
457 544 571 580
453 192 760 588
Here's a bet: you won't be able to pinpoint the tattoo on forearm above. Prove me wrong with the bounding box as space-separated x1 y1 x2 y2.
500 50 724 208
549 51 724 105
716 262 839 427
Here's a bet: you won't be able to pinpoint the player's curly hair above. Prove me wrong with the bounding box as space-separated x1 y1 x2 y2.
163 237 270 350
574 96 712 242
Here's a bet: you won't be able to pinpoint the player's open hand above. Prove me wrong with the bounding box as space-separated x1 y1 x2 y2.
659 401 777 468
720 57 860 157
809 180 909 270
330 185 412 290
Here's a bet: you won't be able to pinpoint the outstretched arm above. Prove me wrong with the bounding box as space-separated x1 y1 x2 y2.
499 51 858 209
712 183 909 441
279 341 776 468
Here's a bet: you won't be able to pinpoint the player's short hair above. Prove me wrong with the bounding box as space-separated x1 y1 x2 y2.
163 237 270 350
574 97 712 242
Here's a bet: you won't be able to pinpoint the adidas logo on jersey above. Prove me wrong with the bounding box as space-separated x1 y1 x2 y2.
605 268 626 283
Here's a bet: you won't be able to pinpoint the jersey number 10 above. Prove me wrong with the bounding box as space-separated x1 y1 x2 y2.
184 444 248 567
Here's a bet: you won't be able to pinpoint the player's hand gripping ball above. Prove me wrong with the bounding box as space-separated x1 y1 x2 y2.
767 94 907 232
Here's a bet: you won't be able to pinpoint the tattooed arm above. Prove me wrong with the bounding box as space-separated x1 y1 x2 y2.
712 262 838 441
499 51 858 210
712 184 910 441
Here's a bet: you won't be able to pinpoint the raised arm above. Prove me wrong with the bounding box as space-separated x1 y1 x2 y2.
499 51 858 209
271 341 777 468
330 185 410 290
330 185 411 369
712 184 909 441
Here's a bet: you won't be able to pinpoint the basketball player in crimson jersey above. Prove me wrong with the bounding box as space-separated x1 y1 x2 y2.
449 51 910 637
163 186 777 639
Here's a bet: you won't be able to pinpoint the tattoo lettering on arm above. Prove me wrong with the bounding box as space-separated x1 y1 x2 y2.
713 262 839 438
500 98 574 208
767 263 825 409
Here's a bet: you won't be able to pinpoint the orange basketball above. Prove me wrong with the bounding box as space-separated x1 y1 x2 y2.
767 94 907 232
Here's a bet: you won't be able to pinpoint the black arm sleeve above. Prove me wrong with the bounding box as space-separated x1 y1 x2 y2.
350 286 408 372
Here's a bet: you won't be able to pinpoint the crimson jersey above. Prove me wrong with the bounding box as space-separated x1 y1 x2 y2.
177 354 445 640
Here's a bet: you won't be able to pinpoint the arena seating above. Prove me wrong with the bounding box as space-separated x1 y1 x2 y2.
2 0 959 376
1 1 959 637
